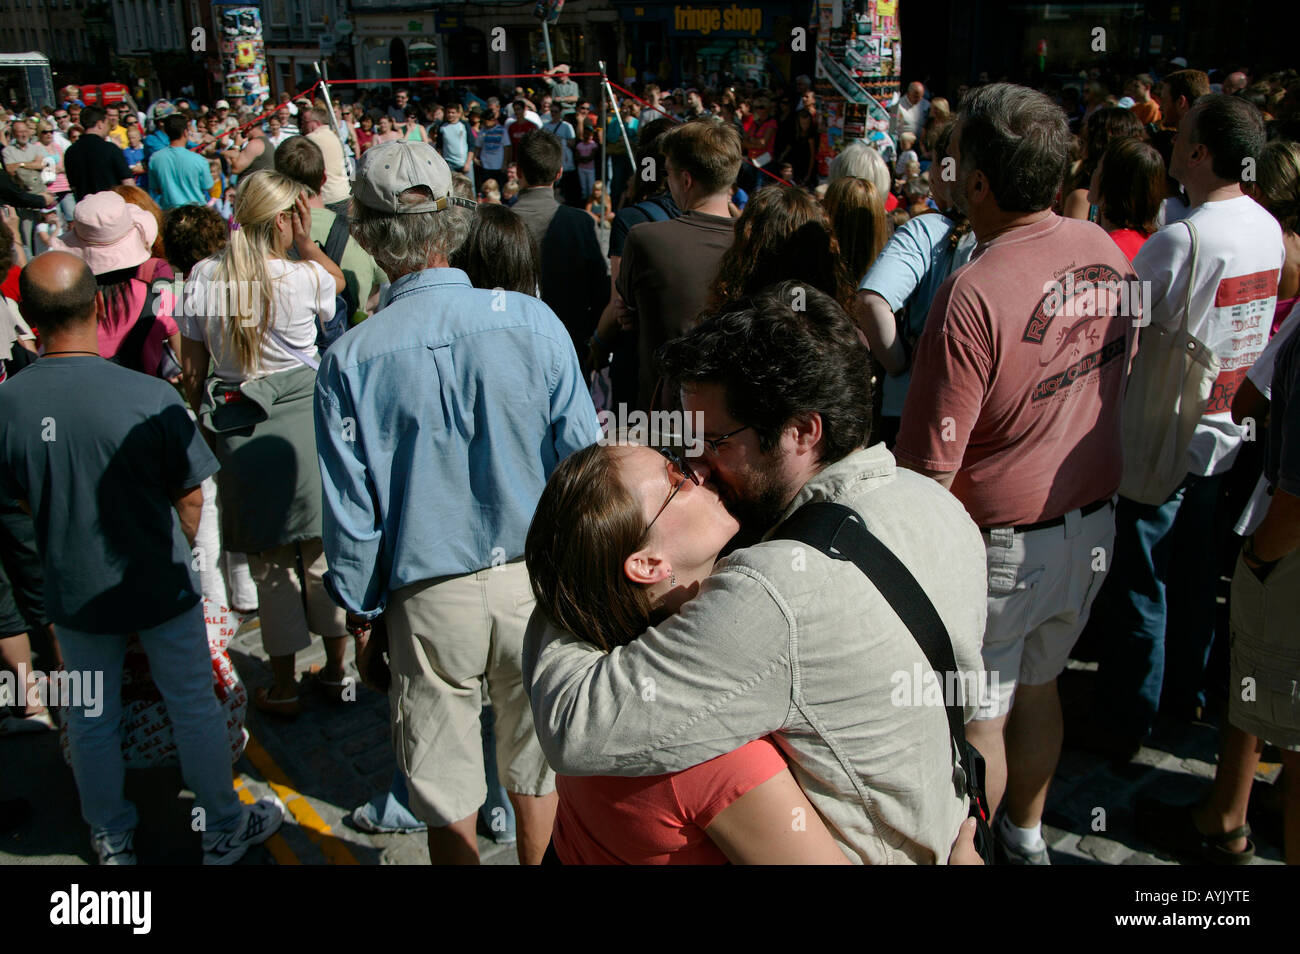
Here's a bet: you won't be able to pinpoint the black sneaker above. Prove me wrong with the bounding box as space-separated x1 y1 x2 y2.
202 798 284 865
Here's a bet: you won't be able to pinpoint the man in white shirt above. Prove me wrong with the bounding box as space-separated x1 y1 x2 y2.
892 82 930 140
1089 94 1285 760
541 102 579 206
300 107 351 218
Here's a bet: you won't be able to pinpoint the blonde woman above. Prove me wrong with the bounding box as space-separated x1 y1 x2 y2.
179 170 351 718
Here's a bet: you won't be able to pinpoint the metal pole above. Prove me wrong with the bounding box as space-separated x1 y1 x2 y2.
598 60 607 211
542 21 555 74
313 61 341 140
598 59 637 178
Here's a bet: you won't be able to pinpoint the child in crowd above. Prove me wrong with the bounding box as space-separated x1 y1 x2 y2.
502 180 520 206
894 131 919 178
585 179 613 227
481 184 502 205
33 208 60 255
206 158 233 221
575 126 599 199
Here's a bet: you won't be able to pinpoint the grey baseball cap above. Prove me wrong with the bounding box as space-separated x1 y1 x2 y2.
353 140 478 213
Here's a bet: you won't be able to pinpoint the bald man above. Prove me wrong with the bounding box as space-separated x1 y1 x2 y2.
893 81 930 139
1223 71 1249 95
0 253 283 866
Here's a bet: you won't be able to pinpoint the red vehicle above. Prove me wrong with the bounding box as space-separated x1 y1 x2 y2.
63 82 131 106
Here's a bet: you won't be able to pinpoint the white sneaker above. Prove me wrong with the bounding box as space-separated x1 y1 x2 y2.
93 830 138 865
202 798 285 865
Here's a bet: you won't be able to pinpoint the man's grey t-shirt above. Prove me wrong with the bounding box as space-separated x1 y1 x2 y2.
0 357 219 633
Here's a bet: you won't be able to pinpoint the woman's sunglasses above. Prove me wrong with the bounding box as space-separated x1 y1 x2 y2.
642 447 700 538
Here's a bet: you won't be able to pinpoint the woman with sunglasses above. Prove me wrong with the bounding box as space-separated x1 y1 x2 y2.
525 440 851 864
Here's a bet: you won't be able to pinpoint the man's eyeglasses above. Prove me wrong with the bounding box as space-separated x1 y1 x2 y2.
642 447 699 538
702 424 752 454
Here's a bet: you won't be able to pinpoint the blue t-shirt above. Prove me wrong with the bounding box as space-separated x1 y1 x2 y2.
123 145 146 189
148 144 214 211
479 125 508 171
859 213 977 417
439 120 470 169
0 357 220 633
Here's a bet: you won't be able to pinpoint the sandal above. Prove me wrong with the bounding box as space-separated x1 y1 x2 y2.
1137 797 1255 865
307 664 355 704
253 686 301 719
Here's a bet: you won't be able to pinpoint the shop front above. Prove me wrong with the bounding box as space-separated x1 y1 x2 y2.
615 2 809 89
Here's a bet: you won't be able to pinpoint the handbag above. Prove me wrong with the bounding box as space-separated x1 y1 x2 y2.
1118 220 1221 505
778 501 995 864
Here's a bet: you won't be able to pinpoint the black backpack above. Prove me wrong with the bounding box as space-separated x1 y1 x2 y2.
777 500 996 864
109 281 172 376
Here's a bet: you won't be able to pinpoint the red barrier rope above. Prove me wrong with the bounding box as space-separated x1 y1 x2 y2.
185 80 322 152
605 80 794 189
320 72 601 85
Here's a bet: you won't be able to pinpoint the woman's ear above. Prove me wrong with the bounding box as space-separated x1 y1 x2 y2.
624 547 671 586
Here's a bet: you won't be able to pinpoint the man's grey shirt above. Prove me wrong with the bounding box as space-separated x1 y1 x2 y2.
523 445 988 864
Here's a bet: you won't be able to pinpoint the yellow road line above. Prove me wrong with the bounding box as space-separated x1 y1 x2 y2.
242 733 360 865
232 773 299 866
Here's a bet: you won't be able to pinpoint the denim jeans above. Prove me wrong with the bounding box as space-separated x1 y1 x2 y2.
1092 472 1225 740
56 602 243 838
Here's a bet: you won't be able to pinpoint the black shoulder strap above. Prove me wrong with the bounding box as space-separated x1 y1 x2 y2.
323 212 350 266
115 280 162 373
777 501 970 768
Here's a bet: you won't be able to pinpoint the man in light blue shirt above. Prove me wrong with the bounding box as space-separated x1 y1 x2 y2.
315 141 598 866
147 114 213 211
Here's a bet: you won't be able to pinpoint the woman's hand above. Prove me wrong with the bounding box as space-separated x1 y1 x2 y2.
289 192 313 251
0 204 17 235
948 817 985 865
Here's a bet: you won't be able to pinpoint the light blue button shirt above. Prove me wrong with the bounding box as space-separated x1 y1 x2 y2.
859 213 976 417
315 267 601 617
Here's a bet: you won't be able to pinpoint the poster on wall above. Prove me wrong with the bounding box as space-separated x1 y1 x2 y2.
214 2 270 105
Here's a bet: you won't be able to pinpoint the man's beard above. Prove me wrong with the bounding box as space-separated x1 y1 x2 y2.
717 457 792 537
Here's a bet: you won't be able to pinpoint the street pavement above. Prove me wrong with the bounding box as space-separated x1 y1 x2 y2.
0 608 1285 865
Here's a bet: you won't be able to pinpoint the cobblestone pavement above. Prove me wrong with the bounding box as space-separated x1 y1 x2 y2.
0 616 1285 865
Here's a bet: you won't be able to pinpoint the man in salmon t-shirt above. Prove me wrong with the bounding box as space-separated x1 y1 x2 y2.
1088 94 1284 768
896 83 1138 866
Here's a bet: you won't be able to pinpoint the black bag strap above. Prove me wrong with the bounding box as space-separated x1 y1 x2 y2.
777 501 970 787
321 213 357 315
114 280 163 373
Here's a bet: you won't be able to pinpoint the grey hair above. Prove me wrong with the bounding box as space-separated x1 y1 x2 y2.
350 191 474 279
955 83 1070 213
828 140 891 198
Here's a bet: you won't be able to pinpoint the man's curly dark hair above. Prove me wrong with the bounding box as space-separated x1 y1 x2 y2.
657 280 873 463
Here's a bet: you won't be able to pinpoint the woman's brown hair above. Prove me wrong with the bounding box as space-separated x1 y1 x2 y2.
1255 139 1300 235
1096 137 1165 235
709 185 852 308
525 443 653 653
823 176 889 286
112 184 166 259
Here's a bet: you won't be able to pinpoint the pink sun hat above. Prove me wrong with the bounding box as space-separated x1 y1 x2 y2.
51 191 157 275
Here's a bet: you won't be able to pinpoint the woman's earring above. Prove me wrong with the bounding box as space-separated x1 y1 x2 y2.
669 571 677 586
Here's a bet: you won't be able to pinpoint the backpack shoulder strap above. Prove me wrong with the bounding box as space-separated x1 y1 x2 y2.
116 279 162 373
323 213 350 266
777 501 969 772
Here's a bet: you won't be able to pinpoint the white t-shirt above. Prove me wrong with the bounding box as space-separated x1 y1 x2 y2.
893 97 929 138
1234 301 1300 535
179 257 334 383
1133 194 1286 476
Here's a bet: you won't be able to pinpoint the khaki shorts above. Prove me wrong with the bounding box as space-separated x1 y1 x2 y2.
1228 548 1300 751
385 560 555 828
246 538 348 656
976 502 1115 720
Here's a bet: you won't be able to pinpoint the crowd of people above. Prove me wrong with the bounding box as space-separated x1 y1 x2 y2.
0 57 1298 867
